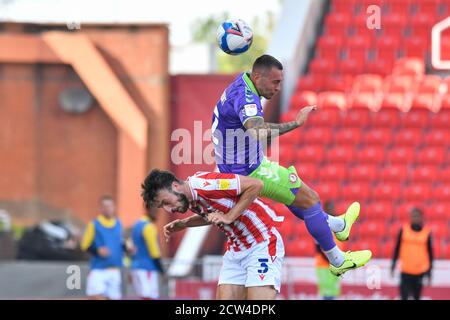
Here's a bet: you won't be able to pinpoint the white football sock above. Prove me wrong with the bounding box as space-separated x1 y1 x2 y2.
324 246 345 267
327 215 345 233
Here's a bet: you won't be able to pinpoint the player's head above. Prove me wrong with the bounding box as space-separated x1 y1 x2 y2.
99 195 115 218
141 169 190 214
410 207 424 227
251 54 283 99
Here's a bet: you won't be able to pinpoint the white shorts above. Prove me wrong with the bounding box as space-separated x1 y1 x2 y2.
218 230 285 293
86 269 122 300
130 270 160 299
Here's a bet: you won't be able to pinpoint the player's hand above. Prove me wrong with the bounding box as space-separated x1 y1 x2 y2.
97 246 110 257
163 219 185 242
295 105 317 126
206 211 231 226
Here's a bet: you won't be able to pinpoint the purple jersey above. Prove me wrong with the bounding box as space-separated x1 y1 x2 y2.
212 73 265 175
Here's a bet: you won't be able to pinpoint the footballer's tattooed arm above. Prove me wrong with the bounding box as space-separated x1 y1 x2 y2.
243 105 317 142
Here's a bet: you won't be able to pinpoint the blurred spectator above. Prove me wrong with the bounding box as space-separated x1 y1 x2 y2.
129 209 165 299
391 207 434 300
314 201 343 300
81 195 125 300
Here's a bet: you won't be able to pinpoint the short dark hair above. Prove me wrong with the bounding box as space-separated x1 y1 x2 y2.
252 54 283 73
99 194 114 203
141 169 181 208
411 207 424 217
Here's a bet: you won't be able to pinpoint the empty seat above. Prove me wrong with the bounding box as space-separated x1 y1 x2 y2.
416 147 446 165
379 165 409 182
307 107 341 127
363 128 393 145
418 75 443 94
429 109 450 127
296 163 318 182
358 221 387 239
365 201 394 220
310 57 338 74
366 59 394 76
438 166 450 183
326 145 355 163
393 128 422 146
392 57 426 76
334 127 363 145
296 74 325 92
323 74 354 92
384 75 418 94
387 147 416 164
340 108 371 126
410 166 439 183
352 74 384 93
381 92 409 111
433 184 450 201
371 182 402 201
307 127 333 144
317 91 348 110
404 37 429 59
424 129 450 147
348 164 378 181
289 91 317 109
341 182 371 200
318 164 347 181
370 108 401 127
350 92 382 111
280 110 297 123
433 201 450 219
339 59 365 75
296 144 326 163
410 93 439 112
356 146 386 164
402 183 432 202
401 108 431 127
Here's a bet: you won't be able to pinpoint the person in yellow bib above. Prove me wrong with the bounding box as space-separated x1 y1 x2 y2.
81 195 125 300
391 207 434 300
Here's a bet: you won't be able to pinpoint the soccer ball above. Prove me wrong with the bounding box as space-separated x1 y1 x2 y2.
216 19 253 55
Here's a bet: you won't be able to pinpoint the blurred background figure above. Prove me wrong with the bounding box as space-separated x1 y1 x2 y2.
391 208 434 300
314 201 343 300
81 195 124 300
129 209 165 300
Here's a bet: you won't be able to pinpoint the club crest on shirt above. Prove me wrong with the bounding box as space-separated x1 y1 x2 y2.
289 173 298 184
218 179 231 190
244 104 258 116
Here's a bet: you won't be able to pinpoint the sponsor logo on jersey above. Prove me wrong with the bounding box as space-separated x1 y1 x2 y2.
289 173 298 184
244 104 258 117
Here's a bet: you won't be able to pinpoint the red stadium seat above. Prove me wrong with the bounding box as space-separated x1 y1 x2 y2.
348 164 378 182
371 182 402 201
330 0 358 13
387 147 416 164
429 222 448 239
280 110 297 123
392 57 425 76
379 165 409 182
310 57 338 74
307 107 341 127
324 12 352 28
350 92 382 111
289 91 317 109
441 93 450 110
433 201 450 219
365 201 395 220
429 109 450 127
381 241 395 258
297 144 326 163
317 91 348 110
279 146 296 164
279 129 302 146
296 74 325 92
401 183 432 202
384 75 418 93
296 163 318 182
358 221 387 240
404 37 429 59
386 0 412 14
438 166 450 183
286 239 315 256
410 93 439 113
370 108 401 127
366 59 394 76
352 74 384 93
424 129 450 147
339 59 365 75
341 182 371 201
306 127 333 144
363 128 393 146
418 75 443 94
323 74 354 92
433 184 450 201
340 108 371 126
356 146 386 164
416 147 446 165
326 145 355 163
393 128 423 146
318 164 347 181
410 166 439 183
401 108 431 127
416 0 439 16
334 127 363 145
315 181 341 201
381 92 409 111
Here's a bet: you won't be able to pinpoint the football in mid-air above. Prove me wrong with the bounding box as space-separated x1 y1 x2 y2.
216 19 253 55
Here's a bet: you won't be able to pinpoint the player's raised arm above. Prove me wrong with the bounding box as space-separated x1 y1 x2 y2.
244 105 317 141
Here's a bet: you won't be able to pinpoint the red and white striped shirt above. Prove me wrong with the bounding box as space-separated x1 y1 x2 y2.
187 172 284 254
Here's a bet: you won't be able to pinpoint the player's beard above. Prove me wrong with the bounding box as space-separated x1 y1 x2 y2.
171 190 190 213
